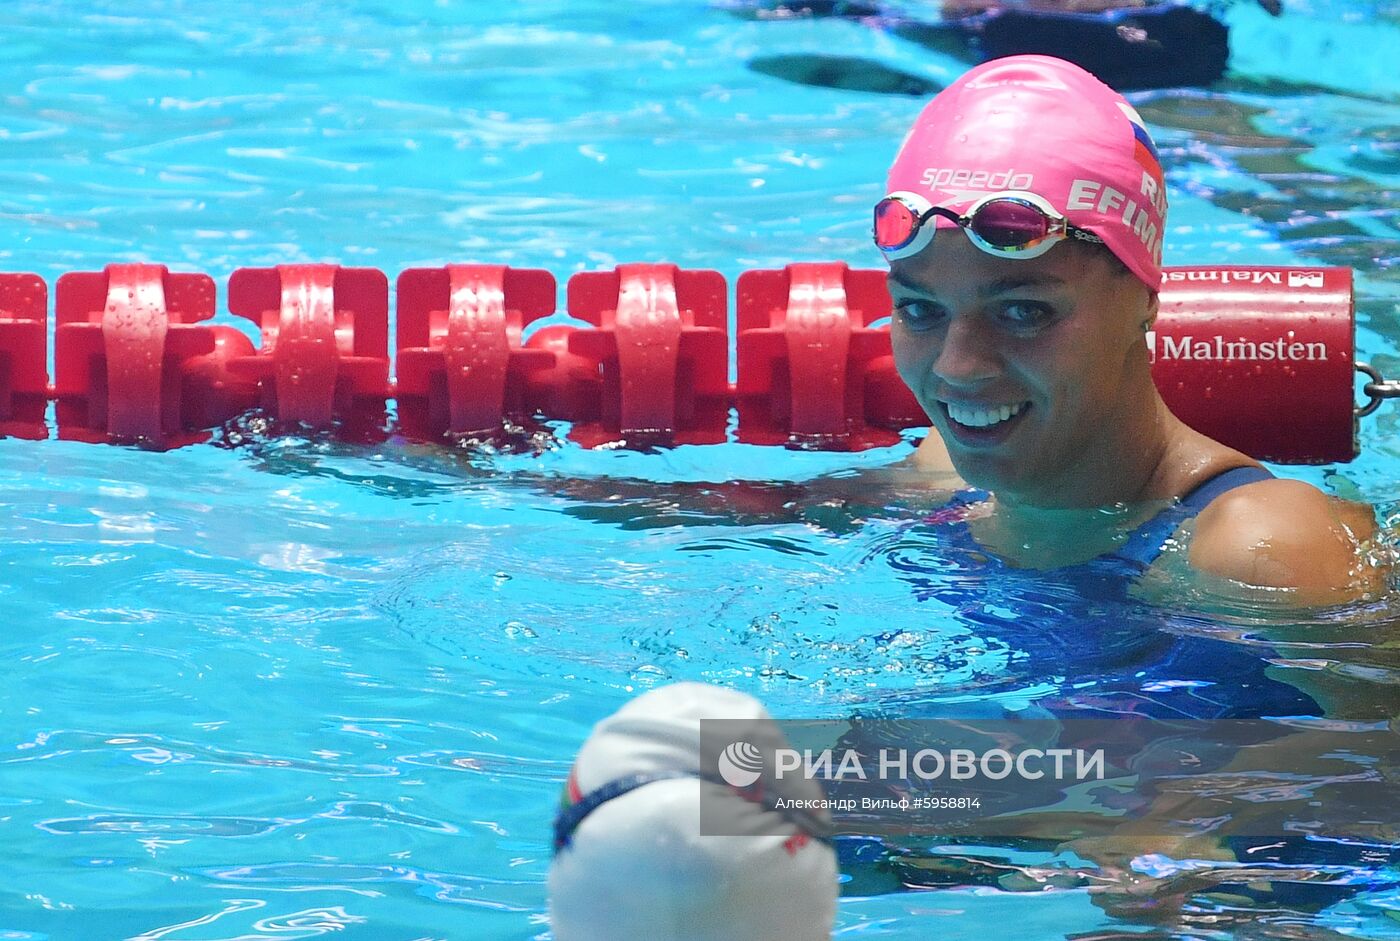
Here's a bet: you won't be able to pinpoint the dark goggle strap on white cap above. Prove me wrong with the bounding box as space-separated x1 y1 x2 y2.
552 769 835 854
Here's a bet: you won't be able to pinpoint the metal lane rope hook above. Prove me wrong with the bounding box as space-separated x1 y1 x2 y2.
1356 361 1400 419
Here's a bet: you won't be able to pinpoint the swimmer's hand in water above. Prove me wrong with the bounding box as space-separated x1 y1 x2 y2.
1065 832 1242 925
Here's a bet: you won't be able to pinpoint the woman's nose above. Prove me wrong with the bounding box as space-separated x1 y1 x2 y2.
932 315 1000 387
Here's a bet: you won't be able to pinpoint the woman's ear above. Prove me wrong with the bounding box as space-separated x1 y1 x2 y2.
1142 291 1160 332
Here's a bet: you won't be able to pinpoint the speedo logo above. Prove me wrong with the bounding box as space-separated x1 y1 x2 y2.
919 167 1033 192
1146 331 1329 363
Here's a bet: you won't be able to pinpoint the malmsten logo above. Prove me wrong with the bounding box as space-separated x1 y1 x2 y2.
1146 331 1330 363
1163 269 1327 289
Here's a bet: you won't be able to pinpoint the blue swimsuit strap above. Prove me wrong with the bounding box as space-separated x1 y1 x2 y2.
1109 465 1275 570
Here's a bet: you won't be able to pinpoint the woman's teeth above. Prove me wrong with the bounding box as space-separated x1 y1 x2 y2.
945 401 1027 428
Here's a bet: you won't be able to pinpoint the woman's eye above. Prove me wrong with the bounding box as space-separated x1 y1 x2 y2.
999 301 1055 330
894 300 948 331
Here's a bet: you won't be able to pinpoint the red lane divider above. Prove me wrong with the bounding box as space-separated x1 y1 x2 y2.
563 264 729 446
1154 266 1356 463
736 262 921 449
54 264 257 445
396 265 556 438
0 273 48 439
0 262 1365 462
227 265 390 430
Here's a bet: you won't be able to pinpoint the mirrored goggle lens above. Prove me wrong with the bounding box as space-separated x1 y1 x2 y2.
968 199 1053 249
874 199 920 251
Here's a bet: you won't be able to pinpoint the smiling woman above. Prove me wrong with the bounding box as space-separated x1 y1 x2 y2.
876 54 1383 604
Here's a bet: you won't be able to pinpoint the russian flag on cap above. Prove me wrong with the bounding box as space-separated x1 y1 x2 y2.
1118 101 1162 180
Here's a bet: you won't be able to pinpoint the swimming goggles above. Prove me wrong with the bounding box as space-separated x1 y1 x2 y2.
873 189 1103 262
552 769 833 853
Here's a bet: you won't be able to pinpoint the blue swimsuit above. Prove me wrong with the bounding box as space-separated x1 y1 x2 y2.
879 463 1320 721
840 467 1368 894
1084 464 1278 571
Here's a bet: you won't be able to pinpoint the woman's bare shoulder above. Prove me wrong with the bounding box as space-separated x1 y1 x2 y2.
1187 478 1385 604
901 432 964 481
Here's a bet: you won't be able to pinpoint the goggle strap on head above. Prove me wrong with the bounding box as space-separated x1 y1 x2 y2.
552 769 835 853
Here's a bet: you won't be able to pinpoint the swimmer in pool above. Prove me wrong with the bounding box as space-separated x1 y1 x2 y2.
874 54 1381 605
549 682 838 941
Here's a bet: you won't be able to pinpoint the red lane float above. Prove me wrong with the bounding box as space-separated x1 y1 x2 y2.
227 265 390 430
0 274 48 439
0 262 1369 462
396 265 556 438
736 262 921 449
1154 266 1354 463
561 264 729 445
54 264 257 445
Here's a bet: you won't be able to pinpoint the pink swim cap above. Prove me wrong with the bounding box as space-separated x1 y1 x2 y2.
885 55 1167 290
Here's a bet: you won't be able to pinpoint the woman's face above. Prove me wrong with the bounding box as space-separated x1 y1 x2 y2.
888 233 1156 505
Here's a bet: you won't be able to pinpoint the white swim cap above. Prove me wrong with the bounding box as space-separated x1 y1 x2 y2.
548 682 839 941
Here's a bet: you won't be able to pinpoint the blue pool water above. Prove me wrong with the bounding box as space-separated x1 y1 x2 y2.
2 1 1400 938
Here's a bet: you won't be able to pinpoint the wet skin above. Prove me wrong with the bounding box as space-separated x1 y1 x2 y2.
888 233 1202 509
887 233 1384 602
